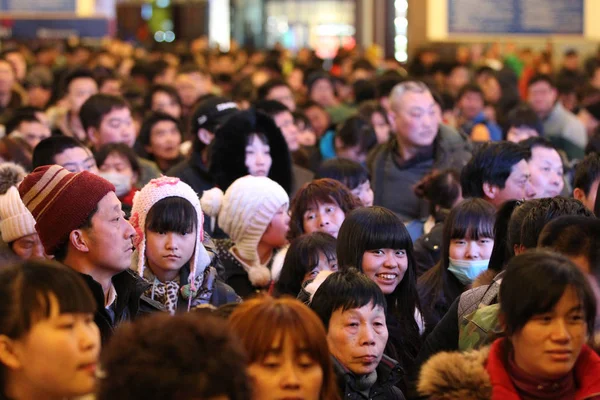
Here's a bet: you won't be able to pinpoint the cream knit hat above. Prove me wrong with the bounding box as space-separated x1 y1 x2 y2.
201 175 289 286
130 176 211 289
0 163 35 244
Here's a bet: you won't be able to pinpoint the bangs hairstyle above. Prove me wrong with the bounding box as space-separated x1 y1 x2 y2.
145 196 198 235
275 232 337 297
228 297 340 400
337 206 413 270
446 198 496 242
288 178 361 240
310 269 387 330
0 260 96 339
500 250 596 337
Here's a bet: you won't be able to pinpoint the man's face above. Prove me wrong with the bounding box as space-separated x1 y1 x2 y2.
68 77 98 114
528 146 564 198
392 90 438 149
309 78 336 108
326 303 388 375
17 120 51 149
175 72 209 107
89 107 136 150
528 81 557 117
267 85 296 112
486 159 537 208
54 147 99 174
574 178 600 212
0 60 15 94
81 192 135 273
273 111 299 151
458 91 484 120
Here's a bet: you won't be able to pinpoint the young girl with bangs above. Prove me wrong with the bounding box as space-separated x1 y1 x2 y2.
288 178 361 240
228 296 341 400
130 176 239 314
275 232 338 297
418 198 497 327
0 260 100 400
336 206 425 388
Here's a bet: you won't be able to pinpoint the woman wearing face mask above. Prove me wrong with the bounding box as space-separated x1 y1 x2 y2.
418 198 496 328
418 250 600 400
95 142 140 218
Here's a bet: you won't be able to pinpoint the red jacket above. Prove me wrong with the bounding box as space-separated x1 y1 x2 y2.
486 338 600 400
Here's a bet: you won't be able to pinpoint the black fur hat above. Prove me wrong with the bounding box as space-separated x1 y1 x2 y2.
209 108 292 194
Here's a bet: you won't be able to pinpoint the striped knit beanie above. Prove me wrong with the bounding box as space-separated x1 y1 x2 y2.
18 165 115 256
130 176 211 286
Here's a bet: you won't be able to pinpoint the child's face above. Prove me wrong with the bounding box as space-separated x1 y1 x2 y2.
351 180 374 207
260 206 290 248
303 251 338 284
146 120 182 162
6 298 100 398
245 134 272 177
99 152 138 186
145 228 197 282
302 201 345 238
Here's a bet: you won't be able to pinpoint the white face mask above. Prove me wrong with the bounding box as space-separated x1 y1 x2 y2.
99 172 132 197
447 258 490 285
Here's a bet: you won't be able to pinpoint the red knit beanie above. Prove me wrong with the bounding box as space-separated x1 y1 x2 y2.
18 165 115 256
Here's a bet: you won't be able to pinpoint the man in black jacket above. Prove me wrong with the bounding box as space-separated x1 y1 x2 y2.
19 165 163 344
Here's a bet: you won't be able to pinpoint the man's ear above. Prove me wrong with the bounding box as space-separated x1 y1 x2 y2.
482 182 498 199
70 229 90 253
88 127 100 148
573 187 586 203
0 335 22 370
197 128 214 146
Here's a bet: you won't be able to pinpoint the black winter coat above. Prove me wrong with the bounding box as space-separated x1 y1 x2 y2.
333 355 406 400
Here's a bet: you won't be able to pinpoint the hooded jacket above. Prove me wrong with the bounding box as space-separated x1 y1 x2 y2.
418 338 600 400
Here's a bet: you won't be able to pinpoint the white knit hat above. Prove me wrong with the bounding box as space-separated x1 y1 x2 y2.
130 176 211 289
0 162 35 244
201 175 289 286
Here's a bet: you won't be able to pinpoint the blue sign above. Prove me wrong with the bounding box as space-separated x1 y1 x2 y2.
1 0 76 12
448 0 584 35
0 18 109 38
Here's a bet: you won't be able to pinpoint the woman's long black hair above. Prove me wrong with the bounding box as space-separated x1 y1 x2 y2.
336 206 423 369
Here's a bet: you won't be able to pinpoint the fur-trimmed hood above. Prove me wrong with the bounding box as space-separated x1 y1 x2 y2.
209 108 292 194
418 346 492 400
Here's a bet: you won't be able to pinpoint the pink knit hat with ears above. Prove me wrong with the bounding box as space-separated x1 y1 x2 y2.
130 176 211 290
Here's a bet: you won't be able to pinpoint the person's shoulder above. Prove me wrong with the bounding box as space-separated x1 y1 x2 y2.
417 345 491 399
165 158 190 177
437 124 471 146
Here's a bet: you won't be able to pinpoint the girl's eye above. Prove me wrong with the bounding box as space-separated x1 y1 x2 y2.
331 263 338 271
371 249 384 255
395 250 406 256
308 269 319 278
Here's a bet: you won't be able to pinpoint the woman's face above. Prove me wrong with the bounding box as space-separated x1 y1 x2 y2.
3 297 100 399
302 201 346 238
351 180 374 207
99 152 138 186
303 251 338 283
449 236 494 261
247 333 323 400
245 134 272 177
511 286 588 380
361 248 408 294
371 112 390 144
147 120 182 162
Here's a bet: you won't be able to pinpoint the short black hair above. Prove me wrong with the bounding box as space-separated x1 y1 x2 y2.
375 75 404 99
335 116 377 154
539 215 600 278
143 84 182 112
500 250 596 337
527 73 555 89
456 83 484 101
507 104 543 134
79 94 129 133
61 68 96 96
4 109 42 136
275 232 337 297
316 158 370 190
145 196 198 235
519 136 558 152
310 268 387 330
507 199 539 255
574 153 600 195
520 197 594 250
94 143 141 176
353 79 377 104
147 59 172 82
256 78 290 101
98 313 251 400
254 99 290 117
53 204 97 262
461 142 531 198
32 136 88 169
137 112 182 150
352 58 375 72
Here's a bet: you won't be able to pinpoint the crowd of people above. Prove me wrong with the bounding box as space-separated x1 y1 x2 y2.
0 37 600 399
